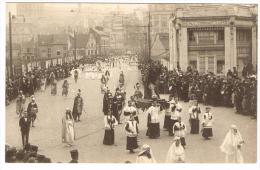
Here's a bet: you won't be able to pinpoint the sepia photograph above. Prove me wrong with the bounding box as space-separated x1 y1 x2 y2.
2 0 258 165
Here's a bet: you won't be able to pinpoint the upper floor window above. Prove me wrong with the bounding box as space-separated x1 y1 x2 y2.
188 31 195 41
217 30 224 41
57 51 61 56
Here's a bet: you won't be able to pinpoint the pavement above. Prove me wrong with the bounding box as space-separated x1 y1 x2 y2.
5 64 257 163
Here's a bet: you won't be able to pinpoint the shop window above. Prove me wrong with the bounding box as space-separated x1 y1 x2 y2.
217 60 225 74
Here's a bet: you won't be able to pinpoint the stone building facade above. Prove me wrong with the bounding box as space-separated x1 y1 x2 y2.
169 4 257 75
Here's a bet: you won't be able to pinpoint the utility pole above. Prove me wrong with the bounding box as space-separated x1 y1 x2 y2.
9 12 13 80
147 11 151 61
74 30 77 61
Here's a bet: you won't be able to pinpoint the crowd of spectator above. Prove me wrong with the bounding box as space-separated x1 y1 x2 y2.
5 61 81 105
139 60 257 119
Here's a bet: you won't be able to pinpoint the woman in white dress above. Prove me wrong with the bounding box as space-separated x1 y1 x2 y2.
165 136 185 163
136 144 156 163
62 109 75 146
220 124 245 163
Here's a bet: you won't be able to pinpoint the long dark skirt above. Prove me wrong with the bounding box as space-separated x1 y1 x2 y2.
103 129 114 145
190 119 200 134
180 137 186 146
202 128 213 138
126 136 138 150
147 123 160 139
163 115 171 130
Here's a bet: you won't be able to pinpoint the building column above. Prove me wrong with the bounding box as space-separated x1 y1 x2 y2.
224 25 237 73
252 24 257 71
169 20 177 70
179 27 188 70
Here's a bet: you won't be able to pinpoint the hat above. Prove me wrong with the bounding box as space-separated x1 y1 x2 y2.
138 144 150 156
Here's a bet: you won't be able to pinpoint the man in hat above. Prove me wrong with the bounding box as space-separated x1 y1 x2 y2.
27 96 38 127
19 111 31 147
69 149 79 163
146 99 160 139
201 107 214 140
72 91 84 122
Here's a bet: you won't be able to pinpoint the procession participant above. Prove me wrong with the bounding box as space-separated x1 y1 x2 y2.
201 107 214 140
19 111 31 147
125 114 139 153
133 83 143 100
112 88 124 124
123 100 137 123
69 149 79 163
105 70 110 82
119 71 125 85
220 125 245 163
27 97 38 127
103 90 113 115
72 91 84 122
146 98 160 139
62 80 69 96
169 97 182 136
100 75 107 93
74 69 79 83
62 109 75 146
165 136 185 163
51 78 57 96
40 74 46 91
103 109 118 145
27 79 34 96
16 90 26 117
163 95 173 131
136 144 156 163
188 100 201 134
173 117 186 148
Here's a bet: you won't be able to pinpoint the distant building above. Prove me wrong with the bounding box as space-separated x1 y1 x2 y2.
148 4 176 61
69 27 110 58
37 34 70 68
169 4 258 75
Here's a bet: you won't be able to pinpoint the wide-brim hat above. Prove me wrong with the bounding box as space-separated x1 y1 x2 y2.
138 144 150 156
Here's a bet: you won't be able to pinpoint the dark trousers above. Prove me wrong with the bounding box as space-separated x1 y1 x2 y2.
21 130 29 147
